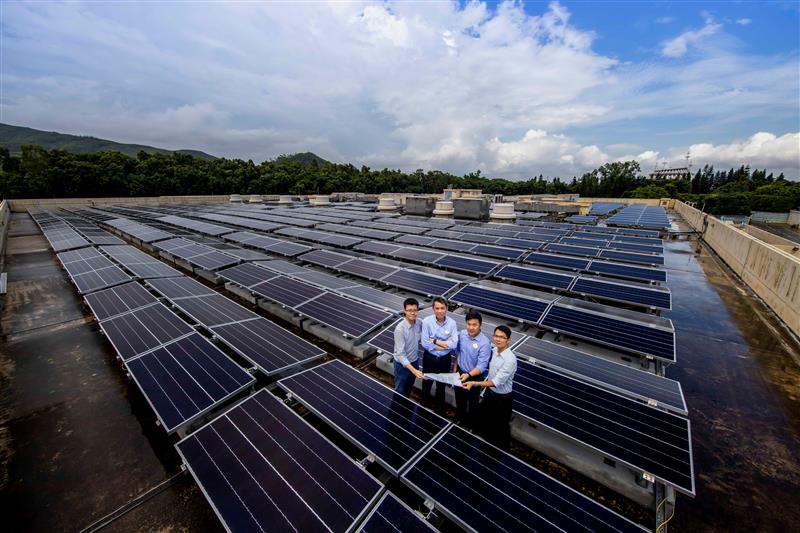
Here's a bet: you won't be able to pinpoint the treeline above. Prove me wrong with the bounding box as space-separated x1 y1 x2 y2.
0 145 797 216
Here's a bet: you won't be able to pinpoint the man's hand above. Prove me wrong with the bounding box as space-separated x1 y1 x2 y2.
460 373 470 383
411 368 424 380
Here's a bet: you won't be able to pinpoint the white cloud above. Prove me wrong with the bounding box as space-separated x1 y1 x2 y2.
1 1 798 179
736 18 752 26
661 15 722 57
655 16 674 24
683 132 800 173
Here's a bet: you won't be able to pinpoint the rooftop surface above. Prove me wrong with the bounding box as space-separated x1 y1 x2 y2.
1 208 799 532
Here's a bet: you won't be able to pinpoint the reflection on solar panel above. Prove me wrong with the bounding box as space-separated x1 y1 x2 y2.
217 263 278 288
495 264 575 290
84 282 158 321
525 252 591 270
170 294 259 326
101 245 182 279
296 292 393 338
298 249 353 268
211 317 326 375
126 333 254 433
572 276 671 309
146 277 216 299
514 337 687 414
434 254 499 274
540 300 676 362
176 390 382 533
354 241 403 255
449 284 554 324
252 275 323 307
403 426 646 532
99 303 194 361
356 493 434 533
514 361 694 494
280 360 449 475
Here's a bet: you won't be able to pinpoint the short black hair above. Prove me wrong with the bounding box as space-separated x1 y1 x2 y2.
403 298 419 309
464 309 482 324
431 296 448 308
494 325 512 340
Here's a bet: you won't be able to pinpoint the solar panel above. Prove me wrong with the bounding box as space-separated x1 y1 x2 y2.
267 240 314 256
293 271 362 291
101 245 182 279
253 259 308 275
176 390 382 533
513 360 694 494
525 251 591 271
84 282 158 321
156 215 234 236
251 275 324 307
381 269 459 296
540 300 676 362
126 333 255 433
471 244 525 260
217 263 278 288
514 337 687 414
211 317 326 375
402 426 646 532
196 213 284 232
496 237 545 250
598 250 665 266
295 292 393 337
354 241 403 255
59 249 133 294
449 284 554 324
356 493 434 533
99 303 194 361
298 249 353 268
394 247 445 263
339 285 408 311
572 276 672 309
434 254 499 274
146 277 216 299
169 294 259 327
544 243 600 258
280 360 449 475
586 260 668 283
396 235 438 247
607 242 664 254
494 264 575 290
188 251 240 271
337 258 399 280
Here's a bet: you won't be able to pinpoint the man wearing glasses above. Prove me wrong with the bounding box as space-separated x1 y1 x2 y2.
420 297 458 415
392 298 424 397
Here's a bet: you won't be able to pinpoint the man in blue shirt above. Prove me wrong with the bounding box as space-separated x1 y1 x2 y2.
452 309 492 429
393 298 424 397
420 296 458 416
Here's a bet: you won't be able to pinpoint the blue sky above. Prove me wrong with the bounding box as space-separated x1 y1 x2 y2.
2 1 798 179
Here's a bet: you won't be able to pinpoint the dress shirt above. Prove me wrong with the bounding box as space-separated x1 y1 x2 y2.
420 315 458 357
455 330 492 374
393 318 422 367
485 347 517 394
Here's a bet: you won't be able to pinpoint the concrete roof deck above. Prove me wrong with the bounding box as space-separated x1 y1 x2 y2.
1 208 799 532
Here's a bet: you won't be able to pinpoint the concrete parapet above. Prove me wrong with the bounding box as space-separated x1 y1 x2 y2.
745 226 800 257
7 195 230 211
675 200 800 338
248 194 263 203
278 195 294 204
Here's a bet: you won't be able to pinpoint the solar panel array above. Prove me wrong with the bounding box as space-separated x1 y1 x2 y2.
588 202 624 215
104 217 175 243
156 214 236 236
606 205 671 230
57 247 132 294
29 209 91 252
153 237 240 271
101 245 183 279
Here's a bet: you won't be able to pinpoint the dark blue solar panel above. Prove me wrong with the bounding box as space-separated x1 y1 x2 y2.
496 237 544 250
382 269 458 296
217 263 277 288
544 243 599 258
394 247 444 263
450 285 549 324
84 281 158 321
572 277 671 309
402 426 646 532
126 333 254 433
599 250 664 266
280 360 449 475
525 252 591 270
495 265 575 290
100 303 194 361
540 304 675 362
176 390 382 533
396 235 438 247
354 241 403 255
295 292 393 337
586 261 667 283
514 361 693 494
434 255 498 274
357 493 434 533
433 239 475 252
471 244 525 260
337 259 398 280
252 276 323 307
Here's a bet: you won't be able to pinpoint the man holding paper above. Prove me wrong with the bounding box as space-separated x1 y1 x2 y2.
452 310 492 430
420 297 458 416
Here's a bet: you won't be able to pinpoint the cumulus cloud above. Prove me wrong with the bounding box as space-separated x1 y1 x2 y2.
1 1 798 179
661 14 722 57
684 132 800 173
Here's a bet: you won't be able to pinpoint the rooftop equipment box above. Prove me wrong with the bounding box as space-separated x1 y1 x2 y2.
454 198 490 221
405 196 436 216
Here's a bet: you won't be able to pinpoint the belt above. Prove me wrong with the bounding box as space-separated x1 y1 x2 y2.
424 349 452 358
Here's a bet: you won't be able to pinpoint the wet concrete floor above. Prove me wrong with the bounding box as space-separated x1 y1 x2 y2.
1 211 799 532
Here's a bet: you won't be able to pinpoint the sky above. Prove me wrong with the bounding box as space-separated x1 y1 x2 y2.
2 1 799 180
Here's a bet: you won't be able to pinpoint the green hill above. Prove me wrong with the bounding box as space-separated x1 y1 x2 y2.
0 123 217 160
274 151 331 167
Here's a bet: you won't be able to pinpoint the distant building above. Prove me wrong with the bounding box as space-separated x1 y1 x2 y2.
649 167 690 181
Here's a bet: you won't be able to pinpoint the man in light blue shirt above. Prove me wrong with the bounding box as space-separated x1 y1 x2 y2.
393 298 424 397
453 310 492 429
420 296 458 415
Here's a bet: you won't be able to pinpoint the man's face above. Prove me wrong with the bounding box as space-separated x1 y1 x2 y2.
404 304 419 321
465 318 481 337
432 301 447 321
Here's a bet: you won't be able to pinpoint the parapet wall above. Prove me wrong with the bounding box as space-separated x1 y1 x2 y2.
789 210 800 227
0 200 10 266
7 195 231 212
674 200 800 338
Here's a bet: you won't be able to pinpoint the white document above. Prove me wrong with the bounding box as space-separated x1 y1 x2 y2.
424 372 463 388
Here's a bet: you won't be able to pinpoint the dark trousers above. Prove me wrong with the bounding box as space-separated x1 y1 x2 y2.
454 365 483 429
393 359 419 397
421 350 451 415
479 389 513 450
